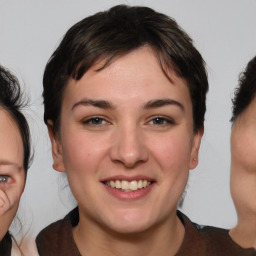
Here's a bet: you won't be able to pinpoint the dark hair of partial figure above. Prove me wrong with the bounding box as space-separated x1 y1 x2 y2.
231 56 256 123
43 4 208 133
0 65 31 174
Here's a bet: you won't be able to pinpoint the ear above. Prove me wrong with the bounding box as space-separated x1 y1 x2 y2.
189 126 204 170
47 120 65 173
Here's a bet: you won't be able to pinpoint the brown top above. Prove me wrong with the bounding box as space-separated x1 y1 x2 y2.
36 207 256 256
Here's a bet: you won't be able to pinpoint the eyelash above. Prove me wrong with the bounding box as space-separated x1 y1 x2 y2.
0 175 10 184
82 116 109 126
148 116 175 126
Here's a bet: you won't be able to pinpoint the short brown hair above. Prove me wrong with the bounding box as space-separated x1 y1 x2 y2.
43 5 208 133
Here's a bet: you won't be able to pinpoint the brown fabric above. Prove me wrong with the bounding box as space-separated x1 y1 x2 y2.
36 207 256 256
0 231 12 256
204 226 256 256
176 212 256 256
36 208 80 256
175 211 206 256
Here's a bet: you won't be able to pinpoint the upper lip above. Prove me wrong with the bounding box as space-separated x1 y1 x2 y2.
101 175 155 182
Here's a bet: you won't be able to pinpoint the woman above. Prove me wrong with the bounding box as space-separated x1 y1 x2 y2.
0 65 31 255
36 5 243 256
229 56 256 254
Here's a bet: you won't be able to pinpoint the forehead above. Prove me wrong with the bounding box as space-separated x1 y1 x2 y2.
0 108 24 168
63 47 192 109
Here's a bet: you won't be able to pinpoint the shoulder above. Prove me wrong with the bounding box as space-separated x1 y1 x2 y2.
36 207 80 256
177 211 256 256
176 211 207 255
202 225 256 256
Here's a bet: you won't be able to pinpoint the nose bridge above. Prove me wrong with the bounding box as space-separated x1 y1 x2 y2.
110 121 148 167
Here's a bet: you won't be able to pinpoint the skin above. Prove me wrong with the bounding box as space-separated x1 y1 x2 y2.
0 108 25 240
230 98 256 249
49 46 203 256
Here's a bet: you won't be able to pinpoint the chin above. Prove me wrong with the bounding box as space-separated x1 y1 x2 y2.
108 222 151 235
100 210 155 234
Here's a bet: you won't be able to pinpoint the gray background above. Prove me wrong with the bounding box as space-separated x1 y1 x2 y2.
1 0 256 253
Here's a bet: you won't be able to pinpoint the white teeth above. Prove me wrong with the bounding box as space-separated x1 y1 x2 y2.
129 181 138 191
121 180 130 190
110 180 115 188
105 179 152 191
116 180 121 188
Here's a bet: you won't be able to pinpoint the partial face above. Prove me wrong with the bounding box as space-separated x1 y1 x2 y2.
231 98 256 215
0 109 25 239
50 47 202 234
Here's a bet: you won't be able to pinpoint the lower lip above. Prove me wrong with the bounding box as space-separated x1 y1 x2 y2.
103 183 155 200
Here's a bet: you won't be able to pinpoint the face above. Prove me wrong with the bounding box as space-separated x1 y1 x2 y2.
50 46 202 234
0 109 25 239
231 98 256 216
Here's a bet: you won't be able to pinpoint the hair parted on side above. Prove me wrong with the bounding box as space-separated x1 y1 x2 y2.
0 65 32 174
43 4 208 133
231 56 256 123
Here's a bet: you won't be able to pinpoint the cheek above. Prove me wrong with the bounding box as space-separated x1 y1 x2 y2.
150 133 191 204
61 131 109 175
232 132 256 173
231 167 256 212
150 132 193 170
0 183 24 216
11 173 25 203
231 131 256 212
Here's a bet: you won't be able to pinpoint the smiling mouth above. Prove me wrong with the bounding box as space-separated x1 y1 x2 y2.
104 180 153 192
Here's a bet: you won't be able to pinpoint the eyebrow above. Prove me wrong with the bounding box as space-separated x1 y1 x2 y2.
143 99 184 111
72 99 115 111
71 98 184 112
0 160 20 168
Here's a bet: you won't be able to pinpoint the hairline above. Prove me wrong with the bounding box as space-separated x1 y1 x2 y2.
50 45 197 134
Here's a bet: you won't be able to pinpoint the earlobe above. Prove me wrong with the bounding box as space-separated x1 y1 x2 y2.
47 121 65 173
189 126 204 170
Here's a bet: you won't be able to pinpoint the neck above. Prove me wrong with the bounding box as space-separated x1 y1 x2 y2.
73 211 185 256
230 213 256 249
0 214 13 241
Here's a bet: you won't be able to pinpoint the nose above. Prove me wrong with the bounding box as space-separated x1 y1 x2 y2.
110 124 149 168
